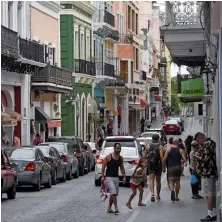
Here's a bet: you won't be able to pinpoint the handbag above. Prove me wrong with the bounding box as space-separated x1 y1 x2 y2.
190 174 199 185
100 183 110 202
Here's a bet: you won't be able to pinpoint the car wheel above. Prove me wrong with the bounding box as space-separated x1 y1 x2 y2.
91 164 95 171
88 161 91 173
84 163 89 174
34 175 41 191
60 170 66 182
73 167 79 179
79 164 84 176
67 168 72 180
44 174 52 188
7 181 16 199
52 171 57 185
95 179 101 186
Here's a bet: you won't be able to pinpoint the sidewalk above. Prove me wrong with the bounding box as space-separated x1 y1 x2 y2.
126 168 206 222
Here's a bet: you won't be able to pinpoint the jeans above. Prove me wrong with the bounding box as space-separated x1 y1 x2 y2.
190 169 201 196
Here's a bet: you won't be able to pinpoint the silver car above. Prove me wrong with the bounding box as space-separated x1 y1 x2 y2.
10 147 52 191
94 136 141 186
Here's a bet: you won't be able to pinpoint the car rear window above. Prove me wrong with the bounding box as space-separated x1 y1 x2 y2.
48 144 65 153
47 138 78 151
141 132 158 137
103 147 137 157
11 149 35 159
37 146 50 156
104 139 136 148
165 120 178 124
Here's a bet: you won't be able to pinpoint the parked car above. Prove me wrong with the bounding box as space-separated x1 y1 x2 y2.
47 137 87 176
10 147 52 191
1 149 17 199
169 117 184 131
162 119 182 135
95 136 141 186
137 137 152 152
141 128 167 145
84 142 96 171
36 145 66 184
40 142 79 180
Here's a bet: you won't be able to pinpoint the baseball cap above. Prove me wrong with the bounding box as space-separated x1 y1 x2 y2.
191 140 199 146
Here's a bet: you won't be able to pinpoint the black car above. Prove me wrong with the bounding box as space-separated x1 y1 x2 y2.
169 117 184 131
36 145 66 185
47 137 88 176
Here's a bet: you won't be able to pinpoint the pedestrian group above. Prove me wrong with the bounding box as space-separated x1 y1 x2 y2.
101 132 218 221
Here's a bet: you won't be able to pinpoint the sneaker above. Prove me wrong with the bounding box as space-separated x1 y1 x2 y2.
200 215 216 221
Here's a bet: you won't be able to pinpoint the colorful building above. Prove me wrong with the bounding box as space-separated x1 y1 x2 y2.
60 2 96 141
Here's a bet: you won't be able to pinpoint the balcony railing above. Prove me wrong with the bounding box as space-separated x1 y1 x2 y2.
19 37 44 63
1 26 18 58
165 1 202 26
31 65 72 87
75 59 96 76
120 34 134 44
104 10 115 27
104 63 115 77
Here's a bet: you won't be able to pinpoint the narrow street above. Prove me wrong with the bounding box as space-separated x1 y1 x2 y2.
2 117 204 222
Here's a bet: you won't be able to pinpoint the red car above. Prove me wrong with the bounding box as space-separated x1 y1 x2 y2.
162 119 182 135
1 149 18 199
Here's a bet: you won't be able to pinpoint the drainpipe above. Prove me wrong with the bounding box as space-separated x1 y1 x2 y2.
102 43 104 76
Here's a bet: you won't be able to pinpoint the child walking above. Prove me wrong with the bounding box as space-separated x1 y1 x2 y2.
126 159 147 209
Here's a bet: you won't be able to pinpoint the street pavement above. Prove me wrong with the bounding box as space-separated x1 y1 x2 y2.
2 117 205 222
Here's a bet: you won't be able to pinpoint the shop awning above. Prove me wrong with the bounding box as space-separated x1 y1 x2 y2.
140 99 150 107
48 119 61 128
129 105 145 111
2 118 17 126
35 107 51 123
5 108 23 121
154 95 161 101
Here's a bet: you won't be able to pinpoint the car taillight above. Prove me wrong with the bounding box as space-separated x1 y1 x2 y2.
61 155 68 162
176 124 180 128
25 162 35 171
96 159 103 164
128 159 139 165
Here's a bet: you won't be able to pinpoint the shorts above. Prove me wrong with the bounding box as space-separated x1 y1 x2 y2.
130 182 145 190
148 168 162 176
168 166 182 178
105 177 119 196
202 177 216 197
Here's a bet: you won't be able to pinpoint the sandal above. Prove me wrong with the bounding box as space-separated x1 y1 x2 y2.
175 198 180 201
151 196 155 202
126 203 133 209
138 203 146 206
114 210 119 215
107 209 114 213
156 196 161 200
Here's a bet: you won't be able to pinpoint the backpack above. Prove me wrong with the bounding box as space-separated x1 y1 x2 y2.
148 144 160 169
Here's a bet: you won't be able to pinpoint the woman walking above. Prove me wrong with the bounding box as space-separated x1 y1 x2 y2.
126 159 147 209
178 138 187 176
185 135 194 164
163 137 187 201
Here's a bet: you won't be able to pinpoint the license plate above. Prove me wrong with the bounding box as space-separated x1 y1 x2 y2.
169 126 174 128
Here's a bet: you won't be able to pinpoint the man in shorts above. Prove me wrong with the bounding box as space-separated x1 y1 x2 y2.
196 133 218 221
101 143 126 214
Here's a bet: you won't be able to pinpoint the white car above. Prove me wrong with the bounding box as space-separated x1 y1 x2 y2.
94 136 141 186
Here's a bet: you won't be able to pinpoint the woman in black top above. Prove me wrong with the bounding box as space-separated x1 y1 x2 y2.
185 135 194 164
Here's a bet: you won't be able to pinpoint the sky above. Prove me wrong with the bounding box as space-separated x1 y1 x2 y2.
171 63 189 77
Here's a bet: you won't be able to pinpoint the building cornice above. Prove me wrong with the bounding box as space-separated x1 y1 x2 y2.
38 1 63 13
62 1 96 15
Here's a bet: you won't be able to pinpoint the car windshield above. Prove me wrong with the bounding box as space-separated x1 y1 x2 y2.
165 120 178 124
141 132 159 137
102 147 137 157
138 138 152 144
42 143 65 153
37 146 49 156
170 118 181 122
104 139 136 148
11 149 35 160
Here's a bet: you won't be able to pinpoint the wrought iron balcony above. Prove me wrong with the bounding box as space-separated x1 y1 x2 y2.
1 26 18 58
165 1 202 26
75 59 96 76
31 65 72 88
104 10 115 27
19 37 44 63
104 63 115 77
120 34 134 44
